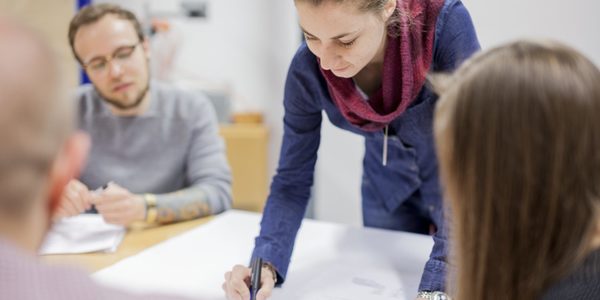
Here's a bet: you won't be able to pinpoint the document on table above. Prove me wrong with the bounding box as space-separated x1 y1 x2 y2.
39 214 125 255
93 210 433 300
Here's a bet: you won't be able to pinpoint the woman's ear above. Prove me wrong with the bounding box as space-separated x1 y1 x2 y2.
383 0 397 21
47 132 90 214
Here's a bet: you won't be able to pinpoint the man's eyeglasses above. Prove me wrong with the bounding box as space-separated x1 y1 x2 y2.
82 42 141 74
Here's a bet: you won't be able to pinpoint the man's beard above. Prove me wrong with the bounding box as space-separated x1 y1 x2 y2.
98 81 150 110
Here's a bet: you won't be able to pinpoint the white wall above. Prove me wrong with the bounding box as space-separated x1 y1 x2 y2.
166 1 299 179
462 0 600 64
314 120 364 226
312 0 600 226
261 1 302 180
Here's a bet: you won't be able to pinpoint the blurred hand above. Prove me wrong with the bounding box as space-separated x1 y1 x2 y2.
223 264 276 300
93 182 145 226
53 179 92 220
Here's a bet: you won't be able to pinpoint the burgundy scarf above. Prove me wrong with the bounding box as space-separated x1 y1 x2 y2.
320 0 444 132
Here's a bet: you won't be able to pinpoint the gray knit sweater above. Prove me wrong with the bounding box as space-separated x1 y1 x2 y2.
76 81 232 223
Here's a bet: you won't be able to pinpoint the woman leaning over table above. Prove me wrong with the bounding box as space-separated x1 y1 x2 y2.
224 0 479 299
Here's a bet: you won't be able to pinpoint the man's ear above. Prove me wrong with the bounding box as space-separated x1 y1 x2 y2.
47 132 90 213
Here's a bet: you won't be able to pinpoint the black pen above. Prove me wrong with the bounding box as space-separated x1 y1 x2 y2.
87 182 111 214
250 257 262 300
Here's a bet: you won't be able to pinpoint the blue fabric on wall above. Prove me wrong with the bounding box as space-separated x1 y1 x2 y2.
77 0 92 85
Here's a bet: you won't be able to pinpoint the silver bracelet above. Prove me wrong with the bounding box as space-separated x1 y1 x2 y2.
417 291 452 300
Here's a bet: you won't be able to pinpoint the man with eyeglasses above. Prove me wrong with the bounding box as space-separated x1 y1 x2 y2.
57 3 232 226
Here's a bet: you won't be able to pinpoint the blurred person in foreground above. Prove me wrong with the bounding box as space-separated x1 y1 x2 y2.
0 16 195 300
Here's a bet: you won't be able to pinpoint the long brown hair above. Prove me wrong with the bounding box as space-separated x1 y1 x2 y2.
433 40 600 300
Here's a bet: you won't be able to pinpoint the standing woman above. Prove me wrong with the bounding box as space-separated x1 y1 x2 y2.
224 0 479 299
433 41 600 300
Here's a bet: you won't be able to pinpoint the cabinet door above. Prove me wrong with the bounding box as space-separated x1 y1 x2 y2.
0 0 78 88
220 124 269 212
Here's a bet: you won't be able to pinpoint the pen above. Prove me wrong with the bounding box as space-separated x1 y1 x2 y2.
250 257 262 300
88 181 112 213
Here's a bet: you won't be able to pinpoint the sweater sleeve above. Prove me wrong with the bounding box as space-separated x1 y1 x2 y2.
155 92 233 223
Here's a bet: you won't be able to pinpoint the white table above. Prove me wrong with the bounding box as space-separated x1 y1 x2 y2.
94 210 433 300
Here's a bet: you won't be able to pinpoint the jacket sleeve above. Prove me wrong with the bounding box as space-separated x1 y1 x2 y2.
419 0 481 292
251 45 325 284
432 0 481 72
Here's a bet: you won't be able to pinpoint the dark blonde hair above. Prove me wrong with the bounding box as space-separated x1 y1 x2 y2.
296 0 390 12
433 40 600 300
68 3 144 63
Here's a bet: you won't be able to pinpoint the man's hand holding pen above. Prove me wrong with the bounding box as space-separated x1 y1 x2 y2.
53 181 146 226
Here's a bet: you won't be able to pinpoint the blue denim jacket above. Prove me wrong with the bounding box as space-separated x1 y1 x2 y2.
252 0 480 292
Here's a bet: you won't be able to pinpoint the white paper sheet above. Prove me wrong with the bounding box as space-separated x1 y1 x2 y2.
39 214 125 255
93 210 433 300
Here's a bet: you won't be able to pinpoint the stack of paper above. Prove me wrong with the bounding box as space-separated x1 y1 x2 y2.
39 214 125 255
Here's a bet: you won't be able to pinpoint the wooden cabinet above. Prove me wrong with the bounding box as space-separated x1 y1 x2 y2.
219 124 269 212
0 0 79 88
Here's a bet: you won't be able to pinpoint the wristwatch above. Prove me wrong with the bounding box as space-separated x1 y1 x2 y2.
417 291 451 300
144 193 158 224
261 261 278 284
